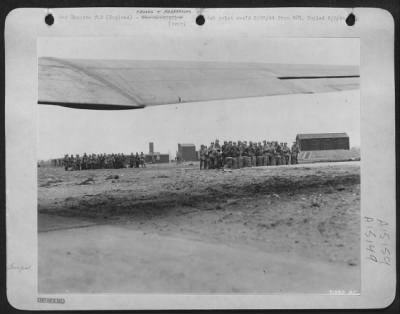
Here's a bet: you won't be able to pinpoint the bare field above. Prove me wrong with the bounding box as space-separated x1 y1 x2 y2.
39 162 360 267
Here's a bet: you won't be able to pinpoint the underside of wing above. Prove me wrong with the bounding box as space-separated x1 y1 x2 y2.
38 57 359 110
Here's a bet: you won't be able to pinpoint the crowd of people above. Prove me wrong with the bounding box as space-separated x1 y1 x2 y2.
62 152 146 171
199 140 300 170
61 140 300 171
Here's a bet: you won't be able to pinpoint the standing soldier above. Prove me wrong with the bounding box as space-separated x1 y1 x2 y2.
282 143 291 165
200 145 207 170
98 154 104 169
215 148 223 169
87 154 92 170
273 142 280 165
238 141 244 168
224 141 233 168
109 153 114 169
86 154 90 170
82 153 88 170
261 142 266 166
270 141 277 166
95 154 100 169
75 154 81 171
63 154 69 171
241 141 247 167
212 146 220 169
253 143 259 167
256 142 262 166
270 142 277 166
207 142 215 169
107 153 112 168
291 141 299 164
221 141 227 168
68 154 75 171
129 153 135 168
221 141 227 160
102 154 105 169
94 154 98 169
103 154 109 169
135 152 140 168
280 143 286 165
247 141 255 167
121 153 124 168
262 140 269 166
204 144 209 170
115 154 121 169
140 152 146 168
92 154 98 169
231 142 239 169
122 153 127 168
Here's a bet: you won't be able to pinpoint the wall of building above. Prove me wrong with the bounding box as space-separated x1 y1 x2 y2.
297 137 349 151
145 154 170 163
178 146 197 161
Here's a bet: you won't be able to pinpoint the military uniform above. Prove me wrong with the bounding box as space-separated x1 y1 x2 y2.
215 149 223 169
75 154 81 171
140 152 146 168
241 142 248 167
134 153 139 168
282 143 291 165
262 141 269 166
231 142 239 168
68 155 75 170
207 143 215 169
63 154 69 171
102 154 106 169
222 142 230 168
268 142 276 166
256 143 263 166
291 142 299 164
214 140 222 169
200 145 207 170
129 153 135 168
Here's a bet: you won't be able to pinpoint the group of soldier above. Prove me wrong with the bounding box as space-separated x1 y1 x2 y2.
62 140 300 171
63 152 146 171
199 140 300 170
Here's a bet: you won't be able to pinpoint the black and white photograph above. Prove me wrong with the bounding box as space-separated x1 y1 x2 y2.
5 7 395 310
37 35 361 293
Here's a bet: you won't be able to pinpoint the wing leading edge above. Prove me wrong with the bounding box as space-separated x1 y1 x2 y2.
38 57 360 110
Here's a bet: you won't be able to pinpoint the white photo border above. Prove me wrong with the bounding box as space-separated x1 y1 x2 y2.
5 7 396 310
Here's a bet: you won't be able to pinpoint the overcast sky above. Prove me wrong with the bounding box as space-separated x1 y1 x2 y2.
37 37 360 159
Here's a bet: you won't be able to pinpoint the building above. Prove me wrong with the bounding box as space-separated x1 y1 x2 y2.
177 143 197 161
296 133 350 151
146 142 169 163
39 158 63 167
145 152 170 164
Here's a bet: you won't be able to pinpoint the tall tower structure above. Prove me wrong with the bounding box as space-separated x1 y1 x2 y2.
149 142 154 154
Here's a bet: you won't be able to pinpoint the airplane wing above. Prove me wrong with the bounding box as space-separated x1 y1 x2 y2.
38 57 359 110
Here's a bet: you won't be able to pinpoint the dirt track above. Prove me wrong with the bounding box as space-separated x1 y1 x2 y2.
38 161 360 293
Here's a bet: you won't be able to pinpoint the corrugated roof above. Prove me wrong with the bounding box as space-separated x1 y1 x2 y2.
296 133 348 139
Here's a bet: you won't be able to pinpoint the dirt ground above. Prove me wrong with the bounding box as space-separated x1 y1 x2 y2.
38 161 360 293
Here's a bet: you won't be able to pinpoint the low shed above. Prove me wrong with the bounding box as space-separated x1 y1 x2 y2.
145 153 170 164
178 144 198 161
296 133 350 151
